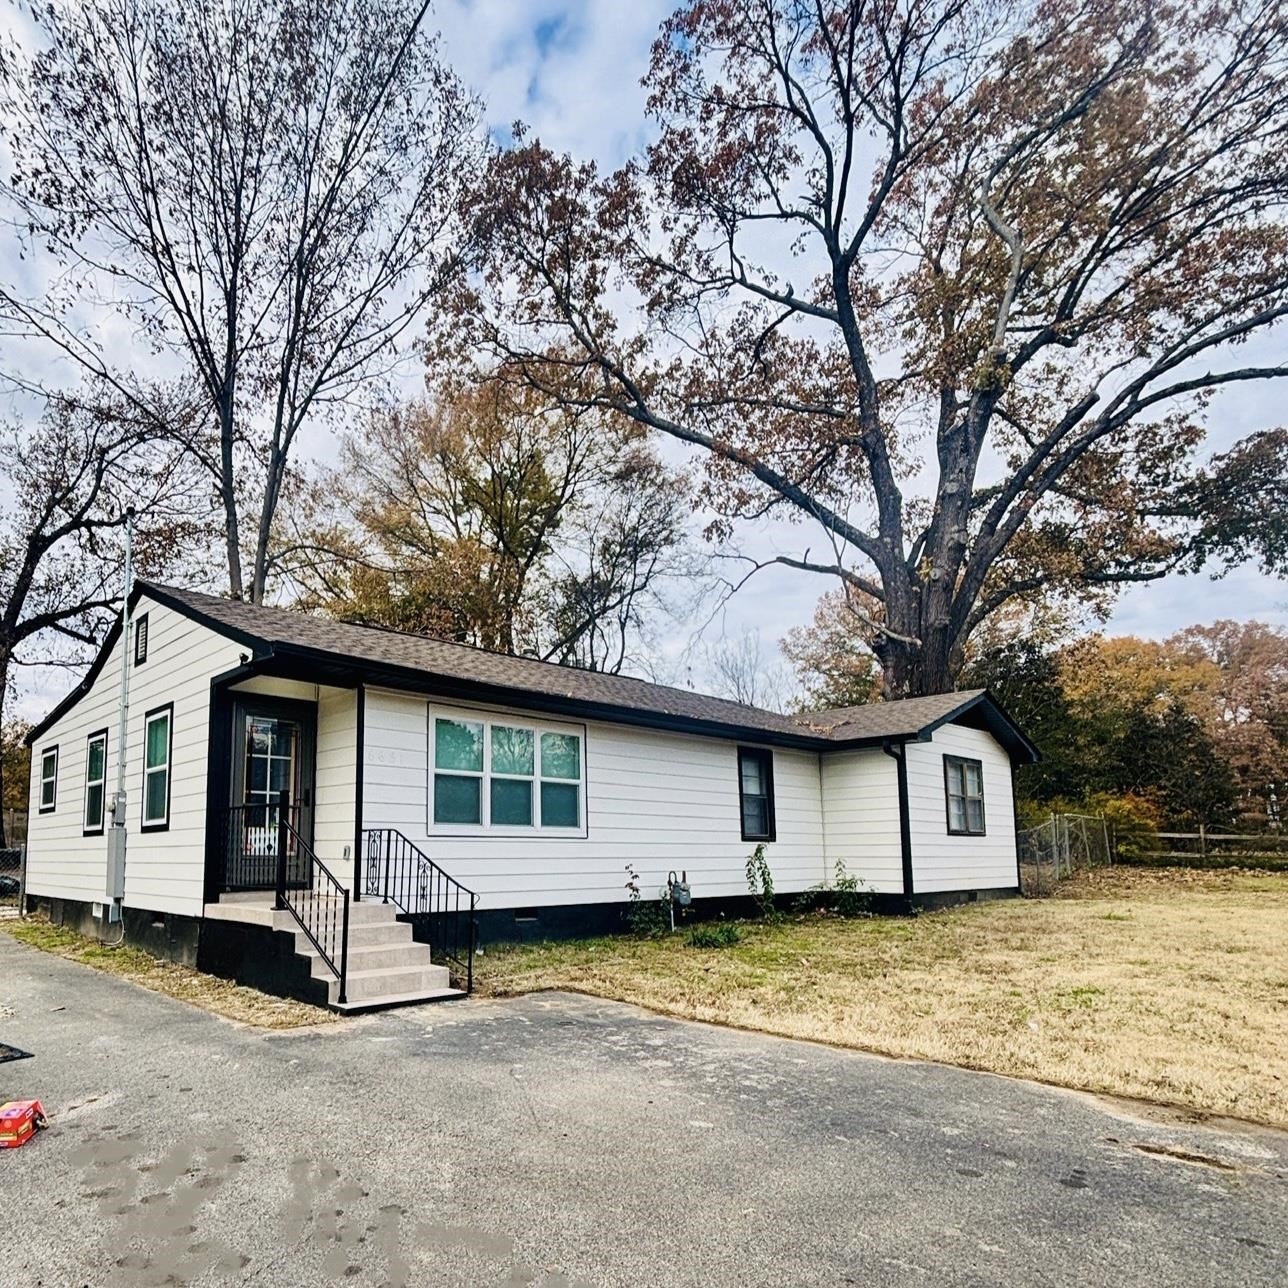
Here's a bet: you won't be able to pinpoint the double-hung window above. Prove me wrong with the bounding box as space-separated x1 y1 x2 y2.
84 730 108 834
431 712 583 831
141 705 173 830
944 755 985 835
38 746 58 813
737 747 775 842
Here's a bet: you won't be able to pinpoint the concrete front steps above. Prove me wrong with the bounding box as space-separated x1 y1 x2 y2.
205 892 466 1013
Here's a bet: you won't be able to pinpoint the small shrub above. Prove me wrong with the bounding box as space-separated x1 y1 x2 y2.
831 859 873 918
623 863 669 938
745 843 780 921
1089 792 1162 863
687 923 741 949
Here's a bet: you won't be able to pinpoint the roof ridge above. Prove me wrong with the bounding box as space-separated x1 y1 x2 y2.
142 580 805 726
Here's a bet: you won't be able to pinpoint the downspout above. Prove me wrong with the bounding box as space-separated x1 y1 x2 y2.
883 740 915 906
106 506 136 927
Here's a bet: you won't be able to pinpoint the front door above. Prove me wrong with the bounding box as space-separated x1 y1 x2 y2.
223 698 316 892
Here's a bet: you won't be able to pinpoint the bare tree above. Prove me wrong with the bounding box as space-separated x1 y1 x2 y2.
706 630 793 712
0 0 481 601
0 393 199 843
447 0 1288 696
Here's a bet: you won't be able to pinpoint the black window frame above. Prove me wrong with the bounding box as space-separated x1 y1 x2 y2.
38 744 59 814
83 727 109 836
134 612 150 666
943 754 986 836
140 702 174 833
737 746 776 843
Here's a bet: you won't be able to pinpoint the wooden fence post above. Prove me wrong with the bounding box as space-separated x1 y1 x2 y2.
1198 823 1207 861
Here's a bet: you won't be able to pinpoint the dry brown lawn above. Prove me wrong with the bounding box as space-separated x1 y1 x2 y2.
479 867 1288 1126
2 917 337 1030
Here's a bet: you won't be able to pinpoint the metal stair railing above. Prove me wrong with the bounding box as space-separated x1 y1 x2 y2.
361 828 478 992
274 790 349 1005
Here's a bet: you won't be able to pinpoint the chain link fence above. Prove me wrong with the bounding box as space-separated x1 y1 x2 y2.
1018 813 1112 896
0 844 24 918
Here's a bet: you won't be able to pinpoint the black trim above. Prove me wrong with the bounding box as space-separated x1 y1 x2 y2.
736 746 776 842
204 681 235 904
133 612 150 665
38 744 59 814
915 690 1040 765
82 727 109 836
883 741 915 899
354 685 365 901
943 754 986 836
140 703 174 832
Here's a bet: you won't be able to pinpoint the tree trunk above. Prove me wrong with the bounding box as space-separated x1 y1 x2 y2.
0 646 11 849
219 393 244 599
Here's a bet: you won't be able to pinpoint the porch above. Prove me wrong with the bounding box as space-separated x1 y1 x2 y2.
200 674 477 1011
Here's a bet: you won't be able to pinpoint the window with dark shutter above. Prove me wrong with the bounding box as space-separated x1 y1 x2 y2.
737 747 776 842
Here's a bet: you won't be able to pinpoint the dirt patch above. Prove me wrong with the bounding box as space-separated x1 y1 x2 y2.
478 867 1288 1126
2 916 336 1030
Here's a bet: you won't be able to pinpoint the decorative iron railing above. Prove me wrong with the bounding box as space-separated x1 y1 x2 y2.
222 801 307 892
278 795 349 1004
362 828 478 992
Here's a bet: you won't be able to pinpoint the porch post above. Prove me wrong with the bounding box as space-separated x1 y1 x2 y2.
274 787 289 910
353 684 365 902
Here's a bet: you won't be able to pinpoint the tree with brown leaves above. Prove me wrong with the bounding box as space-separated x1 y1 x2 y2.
448 0 1288 696
282 378 699 672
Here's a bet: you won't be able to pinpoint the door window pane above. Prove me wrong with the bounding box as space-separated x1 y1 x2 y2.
491 778 533 826
540 732 581 780
436 719 483 772
435 773 481 824
540 781 579 828
491 725 534 776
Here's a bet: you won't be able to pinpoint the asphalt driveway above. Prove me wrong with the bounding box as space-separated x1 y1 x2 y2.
1 934 1284 1287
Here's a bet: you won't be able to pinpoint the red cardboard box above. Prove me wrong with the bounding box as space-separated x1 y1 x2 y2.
0 1099 45 1149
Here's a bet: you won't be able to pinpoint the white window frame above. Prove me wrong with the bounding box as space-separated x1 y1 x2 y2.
141 705 173 830
38 745 58 814
427 705 587 838
84 730 108 834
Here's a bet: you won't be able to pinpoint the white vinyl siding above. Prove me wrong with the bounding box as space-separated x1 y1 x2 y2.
25 594 246 914
906 725 1018 893
819 748 905 895
363 688 826 909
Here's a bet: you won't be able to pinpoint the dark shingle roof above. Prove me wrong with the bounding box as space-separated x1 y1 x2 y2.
796 690 988 741
28 581 1036 761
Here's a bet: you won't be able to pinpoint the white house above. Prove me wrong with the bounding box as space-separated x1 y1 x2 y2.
24 583 1038 1012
